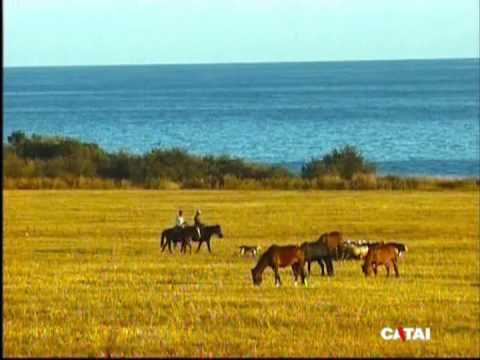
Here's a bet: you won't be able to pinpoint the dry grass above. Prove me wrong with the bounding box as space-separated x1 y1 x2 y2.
3 190 480 357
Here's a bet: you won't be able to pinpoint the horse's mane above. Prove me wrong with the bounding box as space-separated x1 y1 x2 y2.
254 245 273 270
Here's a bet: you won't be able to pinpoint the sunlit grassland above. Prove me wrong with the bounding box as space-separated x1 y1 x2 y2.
3 190 479 357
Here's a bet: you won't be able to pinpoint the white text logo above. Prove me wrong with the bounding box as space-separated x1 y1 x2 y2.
380 327 431 341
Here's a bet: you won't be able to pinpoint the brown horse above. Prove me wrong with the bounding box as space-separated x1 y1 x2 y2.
318 231 344 260
362 244 400 277
251 245 308 287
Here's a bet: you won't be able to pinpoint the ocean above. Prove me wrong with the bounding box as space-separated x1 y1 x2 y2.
4 58 479 177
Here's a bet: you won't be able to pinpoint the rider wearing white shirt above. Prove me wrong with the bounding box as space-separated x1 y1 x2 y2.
175 209 185 229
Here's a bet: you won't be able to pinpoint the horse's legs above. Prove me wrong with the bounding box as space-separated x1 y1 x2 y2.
307 261 312 276
292 264 299 286
373 263 378 276
207 240 212 253
165 238 172 253
385 262 390 277
319 259 325 276
299 262 308 286
364 264 370 277
326 258 334 276
196 241 203 253
182 237 190 254
274 264 281 287
393 260 400 277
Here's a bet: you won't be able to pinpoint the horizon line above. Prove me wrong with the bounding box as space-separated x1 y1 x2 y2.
4 56 479 69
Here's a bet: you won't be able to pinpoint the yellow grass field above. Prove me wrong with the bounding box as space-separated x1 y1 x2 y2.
3 190 480 357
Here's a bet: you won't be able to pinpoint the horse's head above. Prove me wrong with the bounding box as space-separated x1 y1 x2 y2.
397 243 407 253
214 225 224 238
251 268 262 286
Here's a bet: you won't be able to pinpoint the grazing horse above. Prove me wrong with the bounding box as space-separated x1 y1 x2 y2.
300 240 334 276
251 245 307 287
361 244 400 277
186 224 224 253
318 231 344 260
160 226 200 253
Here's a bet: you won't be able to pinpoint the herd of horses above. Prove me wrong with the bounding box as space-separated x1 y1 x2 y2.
252 231 408 287
159 225 408 287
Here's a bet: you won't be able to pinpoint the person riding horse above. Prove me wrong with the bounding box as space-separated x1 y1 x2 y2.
194 209 203 239
175 209 186 231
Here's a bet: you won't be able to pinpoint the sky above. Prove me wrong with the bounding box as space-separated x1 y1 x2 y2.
4 0 479 67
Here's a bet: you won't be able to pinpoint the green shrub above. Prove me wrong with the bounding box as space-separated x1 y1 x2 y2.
302 145 376 180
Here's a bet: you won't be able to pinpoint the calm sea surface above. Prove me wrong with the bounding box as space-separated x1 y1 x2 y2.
4 59 479 177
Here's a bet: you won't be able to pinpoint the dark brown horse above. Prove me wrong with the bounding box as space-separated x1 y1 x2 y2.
318 231 344 260
160 226 199 253
251 245 308 287
300 240 334 276
188 224 224 254
362 244 400 277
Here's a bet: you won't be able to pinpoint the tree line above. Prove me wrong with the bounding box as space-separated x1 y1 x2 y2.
3 131 477 191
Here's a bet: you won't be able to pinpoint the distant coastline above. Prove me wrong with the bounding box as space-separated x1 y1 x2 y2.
5 56 478 69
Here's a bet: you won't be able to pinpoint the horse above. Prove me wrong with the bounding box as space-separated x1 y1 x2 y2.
300 240 334 276
318 231 344 260
185 224 224 253
386 242 408 257
251 245 308 287
160 226 200 253
363 241 408 257
361 243 400 277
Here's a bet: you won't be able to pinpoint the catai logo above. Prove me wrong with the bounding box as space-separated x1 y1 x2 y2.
381 327 431 341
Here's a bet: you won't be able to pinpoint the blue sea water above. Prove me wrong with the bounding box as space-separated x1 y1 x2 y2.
3 59 479 177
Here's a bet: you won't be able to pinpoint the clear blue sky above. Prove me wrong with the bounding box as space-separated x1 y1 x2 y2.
4 0 479 67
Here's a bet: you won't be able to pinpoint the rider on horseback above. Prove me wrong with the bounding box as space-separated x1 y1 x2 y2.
175 209 185 232
194 209 203 239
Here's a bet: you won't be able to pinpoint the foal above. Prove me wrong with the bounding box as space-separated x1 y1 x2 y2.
251 245 308 287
